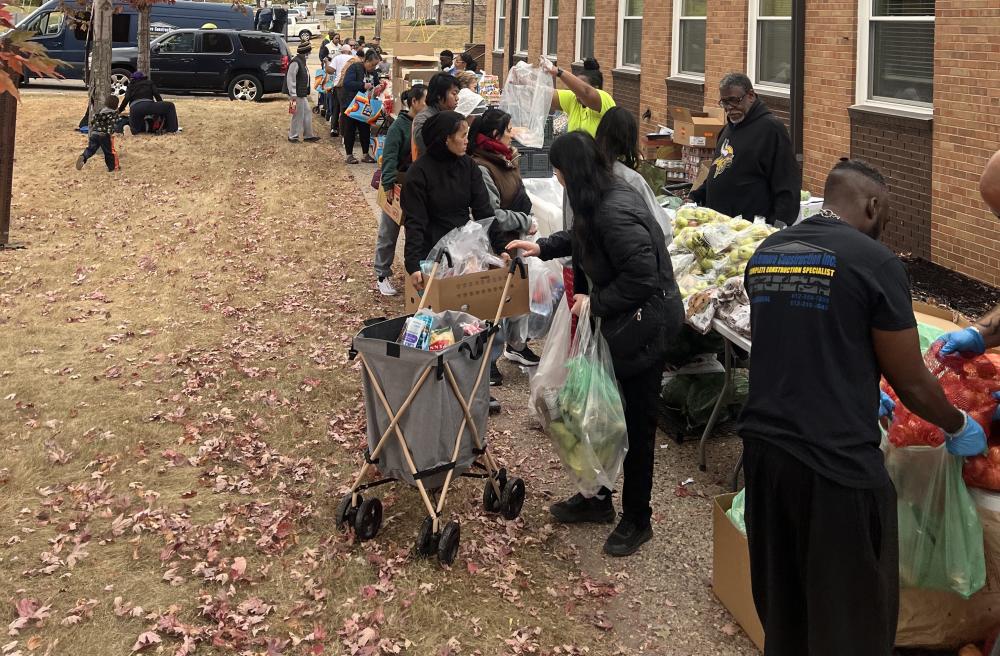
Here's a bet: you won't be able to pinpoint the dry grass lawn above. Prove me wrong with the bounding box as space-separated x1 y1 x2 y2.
0 95 628 655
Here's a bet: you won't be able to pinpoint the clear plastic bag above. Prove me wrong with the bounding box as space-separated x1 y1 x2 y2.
516 258 565 343
886 442 987 599
529 295 572 427
426 220 505 278
550 301 628 496
499 61 554 149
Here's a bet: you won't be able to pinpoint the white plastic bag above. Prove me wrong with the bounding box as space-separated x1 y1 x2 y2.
529 295 573 427
499 61 554 148
551 301 628 497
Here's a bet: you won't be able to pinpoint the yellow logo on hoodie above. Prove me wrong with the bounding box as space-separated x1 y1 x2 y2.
713 139 734 178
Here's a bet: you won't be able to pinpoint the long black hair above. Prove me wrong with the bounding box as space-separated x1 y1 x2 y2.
578 58 603 90
467 108 511 153
426 73 460 108
594 106 639 170
549 132 613 226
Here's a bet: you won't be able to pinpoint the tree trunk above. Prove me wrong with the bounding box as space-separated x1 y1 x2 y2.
137 5 151 76
0 73 17 247
436 0 443 24
87 0 113 129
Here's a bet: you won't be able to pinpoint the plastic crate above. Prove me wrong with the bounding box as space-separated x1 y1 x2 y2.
515 144 553 179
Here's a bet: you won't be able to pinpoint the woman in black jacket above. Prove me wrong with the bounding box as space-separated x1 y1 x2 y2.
508 131 683 557
117 71 179 134
401 110 505 291
339 49 385 164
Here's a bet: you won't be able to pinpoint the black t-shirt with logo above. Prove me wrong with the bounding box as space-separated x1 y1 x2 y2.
738 213 917 488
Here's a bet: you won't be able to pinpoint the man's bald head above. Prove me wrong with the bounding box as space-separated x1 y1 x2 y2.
980 150 1000 218
822 159 890 239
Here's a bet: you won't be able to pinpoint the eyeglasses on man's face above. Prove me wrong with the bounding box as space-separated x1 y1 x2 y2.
718 94 747 108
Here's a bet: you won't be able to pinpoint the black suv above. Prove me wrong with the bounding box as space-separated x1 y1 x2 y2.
111 29 291 101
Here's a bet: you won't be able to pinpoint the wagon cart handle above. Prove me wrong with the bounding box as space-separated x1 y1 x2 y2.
508 256 526 279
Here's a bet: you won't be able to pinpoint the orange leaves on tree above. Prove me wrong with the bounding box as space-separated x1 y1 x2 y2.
0 3 66 100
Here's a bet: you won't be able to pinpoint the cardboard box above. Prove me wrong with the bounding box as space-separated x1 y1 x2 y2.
712 493 765 652
640 134 682 162
691 161 711 192
404 266 530 321
390 42 435 58
402 66 437 86
672 106 726 148
377 184 402 225
391 54 440 81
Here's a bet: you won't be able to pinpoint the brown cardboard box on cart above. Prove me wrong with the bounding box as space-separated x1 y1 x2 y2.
713 493 765 652
672 106 726 148
404 266 530 321
640 133 682 162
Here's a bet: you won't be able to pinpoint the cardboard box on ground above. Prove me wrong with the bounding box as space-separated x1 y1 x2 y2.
712 301 1000 652
404 267 530 322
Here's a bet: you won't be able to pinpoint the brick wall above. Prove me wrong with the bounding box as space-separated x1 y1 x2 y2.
800 0 854 194
666 79 706 124
757 91 790 133
930 0 1000 286
638 0 670 133
703 0 748 106
556 0 576 68
849 108 933 259
592 0 617 95
441 1 486 26
611 69 640 119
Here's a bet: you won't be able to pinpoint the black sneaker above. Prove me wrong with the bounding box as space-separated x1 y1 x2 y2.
489 396 501 414
489 363 503 387
504 343 540 367
603 514 653 557
549 493 615 524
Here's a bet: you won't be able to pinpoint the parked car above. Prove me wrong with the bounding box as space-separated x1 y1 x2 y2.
360 5 376 15
16 0 254 80
324 3 354 16
111 29 291 101
285 14 322 41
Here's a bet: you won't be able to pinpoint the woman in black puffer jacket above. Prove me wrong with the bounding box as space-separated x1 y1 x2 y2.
507 131 683 558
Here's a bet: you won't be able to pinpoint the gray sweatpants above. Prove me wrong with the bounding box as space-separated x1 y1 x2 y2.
374 210 401 279
288 97 314 140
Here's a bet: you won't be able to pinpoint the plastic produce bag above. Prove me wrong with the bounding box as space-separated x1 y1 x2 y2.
426 220 505 278
529 295 573 427
551 301 628 496
516 257 565 343
886 442 986 598
499 60 554 148
882 341 999 448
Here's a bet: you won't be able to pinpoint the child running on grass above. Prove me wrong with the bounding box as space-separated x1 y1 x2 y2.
76 94 121 172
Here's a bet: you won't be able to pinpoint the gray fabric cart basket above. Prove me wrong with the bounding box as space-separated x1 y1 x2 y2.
353 311 491 489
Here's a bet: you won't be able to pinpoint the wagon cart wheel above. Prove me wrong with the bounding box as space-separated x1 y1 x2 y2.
354 498 383 541
415 516 437 556
335 493 362 530
482 467 507 513
500 478 526 520
437 521 461 566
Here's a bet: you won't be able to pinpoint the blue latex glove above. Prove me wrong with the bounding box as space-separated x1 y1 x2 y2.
878 390 895 421
937 327 986 358
944 411 988 457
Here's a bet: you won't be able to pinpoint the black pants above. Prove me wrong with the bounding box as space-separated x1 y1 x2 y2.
743 439 899 656
128 100 179 133
618 358 667 525
327 91 341 132
82 133 118 171
341 115 371 156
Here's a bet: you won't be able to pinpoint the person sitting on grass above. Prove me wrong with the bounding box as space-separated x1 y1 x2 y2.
76 94 121 172
117 71 179 134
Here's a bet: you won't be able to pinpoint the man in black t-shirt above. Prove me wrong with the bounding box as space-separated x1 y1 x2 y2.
739 159 987 656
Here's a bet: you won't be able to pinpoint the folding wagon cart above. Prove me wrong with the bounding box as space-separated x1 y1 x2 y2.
337 256 528 565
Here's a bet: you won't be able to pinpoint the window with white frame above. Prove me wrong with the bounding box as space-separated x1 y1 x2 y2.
517 0 530 53
673 0 705 77
749 0 792 88
618 0 642 68
495 0 506 52
543 0 558 58
860 0 934 106
577 0 595 61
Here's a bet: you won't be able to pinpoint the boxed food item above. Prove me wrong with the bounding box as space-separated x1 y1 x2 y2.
713 493 765 651
671 107 726 148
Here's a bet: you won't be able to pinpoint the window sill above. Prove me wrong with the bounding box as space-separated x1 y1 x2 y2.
612 67 641 78
849 103 933 123
492 49 505 55
667 74 705 86
755 85 790 99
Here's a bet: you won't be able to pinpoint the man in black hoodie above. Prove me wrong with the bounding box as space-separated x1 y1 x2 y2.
689 72 799 226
